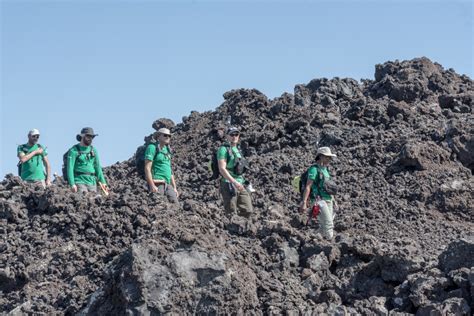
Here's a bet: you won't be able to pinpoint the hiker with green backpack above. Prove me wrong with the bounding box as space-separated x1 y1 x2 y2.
143 128 178 203
298 147 338 239
216 127 253 218
17 129 51 188
64 127 108 194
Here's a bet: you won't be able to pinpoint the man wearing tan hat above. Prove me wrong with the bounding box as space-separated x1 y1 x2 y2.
144 128 179 203
299 146 337 239
66 127 108 194
17 129 51 188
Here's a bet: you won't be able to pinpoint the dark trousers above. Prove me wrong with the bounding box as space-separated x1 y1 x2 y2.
157 183 178 204
219 181 253 218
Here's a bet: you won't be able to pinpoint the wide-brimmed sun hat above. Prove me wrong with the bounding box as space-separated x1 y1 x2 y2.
316 146 336 157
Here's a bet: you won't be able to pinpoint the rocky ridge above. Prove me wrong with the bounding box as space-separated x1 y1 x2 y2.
1 57 473 315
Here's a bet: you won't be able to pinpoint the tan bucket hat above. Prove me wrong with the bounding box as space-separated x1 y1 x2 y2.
316 146 337 157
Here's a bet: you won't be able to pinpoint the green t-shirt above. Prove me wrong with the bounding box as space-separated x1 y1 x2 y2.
17 143 47 181
67 145 107 186
217 145 244 184
145 144 173 184
308 165 332 201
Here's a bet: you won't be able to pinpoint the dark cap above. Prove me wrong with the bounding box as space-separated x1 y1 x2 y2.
80 127 98 136
226 126 240 135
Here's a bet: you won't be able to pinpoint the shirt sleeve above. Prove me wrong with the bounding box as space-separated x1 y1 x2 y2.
144 144 156 161
67 147 77 186
93 148 107 184
17 145 23 156
216 146 228 160
307 166 318 181
42 145 48 157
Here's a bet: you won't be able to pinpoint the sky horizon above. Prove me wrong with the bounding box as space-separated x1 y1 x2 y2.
1 0 472 179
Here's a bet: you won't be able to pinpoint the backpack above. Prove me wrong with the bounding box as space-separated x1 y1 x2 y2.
209 144 233 180
209 144 249 180
293 165 338 200
17 144 43 176
62 145 95 184
293 165 323 200
135 142 172 178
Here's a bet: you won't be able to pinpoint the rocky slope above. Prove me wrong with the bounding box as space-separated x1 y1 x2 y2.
1 57 473 315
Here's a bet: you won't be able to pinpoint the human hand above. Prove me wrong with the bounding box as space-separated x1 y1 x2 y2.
149 184 158 193
299 202 307 213
36 147 44 155
99 183 109 196
234 182 245 191
71 185 78 193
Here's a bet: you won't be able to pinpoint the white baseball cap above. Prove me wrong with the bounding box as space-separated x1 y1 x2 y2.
28 129 40 136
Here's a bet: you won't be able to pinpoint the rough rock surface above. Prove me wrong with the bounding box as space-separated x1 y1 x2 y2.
1 57 473 315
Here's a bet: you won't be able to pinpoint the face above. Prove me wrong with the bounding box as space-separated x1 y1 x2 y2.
28 134 39 144
159 133 171 144
320 155 332 165
83 134 94 146
227 132 240 143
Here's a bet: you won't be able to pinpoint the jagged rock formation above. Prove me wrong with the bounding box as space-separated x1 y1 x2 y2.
1 57 472 315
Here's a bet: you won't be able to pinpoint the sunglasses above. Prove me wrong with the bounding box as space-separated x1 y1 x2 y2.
162 134 171 138
31 135 40 139
229 133 240 137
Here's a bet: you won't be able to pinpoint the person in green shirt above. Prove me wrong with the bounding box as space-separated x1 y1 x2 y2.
67 127 108 194
217 127 253 218
17 129 51 188
299 146 337 239
144 128 178 203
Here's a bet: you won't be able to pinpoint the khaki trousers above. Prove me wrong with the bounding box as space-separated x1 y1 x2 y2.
219 181 253 218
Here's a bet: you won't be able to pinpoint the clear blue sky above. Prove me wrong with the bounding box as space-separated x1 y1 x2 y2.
1 0 472 178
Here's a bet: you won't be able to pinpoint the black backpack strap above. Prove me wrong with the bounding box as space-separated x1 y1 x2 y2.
153 143 161 160
74 144 82 154
224 143 234 160
75 144 95 157
20 144 30 153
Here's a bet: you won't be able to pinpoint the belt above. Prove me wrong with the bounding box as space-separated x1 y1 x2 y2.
74 172 96 176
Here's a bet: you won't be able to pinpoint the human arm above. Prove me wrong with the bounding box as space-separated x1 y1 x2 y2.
299 179 314 212
18 147 43 163
93 148 107 185
170 174 179 197
144 144 159 192
42 156 52 186
67 148 77 191
218 158 244 191
144 160 158 192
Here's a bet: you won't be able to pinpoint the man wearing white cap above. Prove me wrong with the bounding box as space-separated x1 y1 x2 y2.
144 128 179 203
299 146 337 239
17 129 51 188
